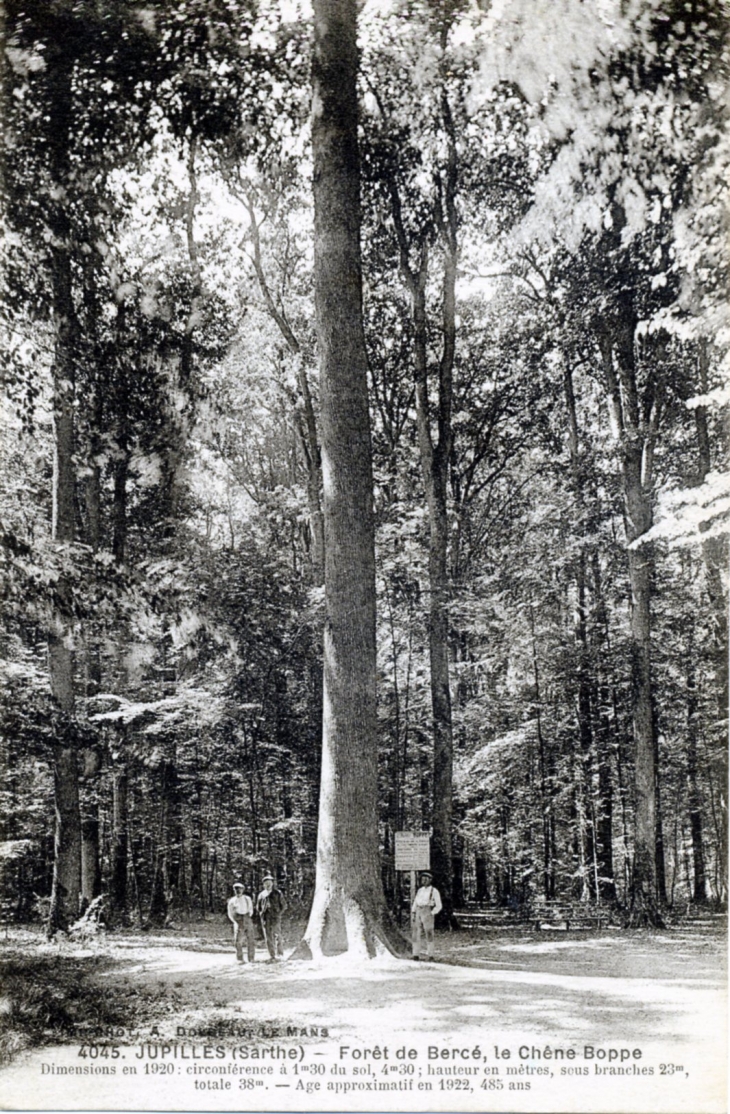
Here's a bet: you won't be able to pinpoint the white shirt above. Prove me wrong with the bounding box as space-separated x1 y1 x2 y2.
412 885 442 915
228 893 253 920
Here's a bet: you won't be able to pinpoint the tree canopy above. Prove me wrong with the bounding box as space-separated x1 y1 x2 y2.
1 0 727 942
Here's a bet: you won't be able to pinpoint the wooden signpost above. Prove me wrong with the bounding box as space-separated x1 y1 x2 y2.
395 831 431 922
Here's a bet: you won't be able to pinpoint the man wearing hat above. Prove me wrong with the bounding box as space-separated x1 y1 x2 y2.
411 871 442 961
256 872 287 961
227 881 255 963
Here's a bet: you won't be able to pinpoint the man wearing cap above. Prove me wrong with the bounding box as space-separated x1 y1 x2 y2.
227 882 255 963
256 872 287 961
411 871 442 961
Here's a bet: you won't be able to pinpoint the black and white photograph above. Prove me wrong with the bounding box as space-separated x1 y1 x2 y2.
0 1 727 1111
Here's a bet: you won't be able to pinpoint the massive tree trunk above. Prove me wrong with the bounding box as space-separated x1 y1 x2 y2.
47 42 81 936
299 0 404 958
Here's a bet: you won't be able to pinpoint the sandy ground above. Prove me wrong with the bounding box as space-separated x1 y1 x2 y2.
0 922 726 1113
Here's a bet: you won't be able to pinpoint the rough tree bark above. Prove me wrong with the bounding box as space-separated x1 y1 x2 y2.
298 0 405 958
598 314 664 923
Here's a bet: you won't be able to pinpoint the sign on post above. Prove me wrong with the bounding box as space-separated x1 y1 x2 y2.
395 831 430 872
395 832 431 937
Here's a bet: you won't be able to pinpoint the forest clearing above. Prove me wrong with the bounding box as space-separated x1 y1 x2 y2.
1 0 729 1109
0 915 726 1111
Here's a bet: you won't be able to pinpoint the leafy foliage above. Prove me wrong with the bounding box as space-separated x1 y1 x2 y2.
0 0 726 929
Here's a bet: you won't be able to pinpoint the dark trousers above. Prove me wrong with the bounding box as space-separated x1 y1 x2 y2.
261 914 283 958
233 914 255 962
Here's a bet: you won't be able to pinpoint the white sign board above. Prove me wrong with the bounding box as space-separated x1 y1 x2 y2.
394 830 430 871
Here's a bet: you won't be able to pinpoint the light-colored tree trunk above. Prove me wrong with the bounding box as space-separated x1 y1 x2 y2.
300 0 404 958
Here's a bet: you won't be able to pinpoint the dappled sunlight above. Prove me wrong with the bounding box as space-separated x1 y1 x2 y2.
500 937 621 954
1 926 725 1114
92 931 726 1053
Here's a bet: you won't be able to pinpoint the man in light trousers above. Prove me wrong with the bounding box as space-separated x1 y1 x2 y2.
411 870 442 961
227 881 255 963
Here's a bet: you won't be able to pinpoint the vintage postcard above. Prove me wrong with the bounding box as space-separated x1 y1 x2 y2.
1 0 727 1112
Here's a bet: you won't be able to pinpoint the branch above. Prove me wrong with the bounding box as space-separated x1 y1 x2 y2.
243 192 301 356
185 135 201 284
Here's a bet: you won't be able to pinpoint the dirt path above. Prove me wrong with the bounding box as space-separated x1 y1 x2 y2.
0 927 726 1112
102 930 723 1047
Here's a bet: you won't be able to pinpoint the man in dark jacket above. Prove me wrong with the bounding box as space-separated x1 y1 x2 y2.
256 873 286 960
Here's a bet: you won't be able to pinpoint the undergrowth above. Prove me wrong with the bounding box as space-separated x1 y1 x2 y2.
0 952 162 1065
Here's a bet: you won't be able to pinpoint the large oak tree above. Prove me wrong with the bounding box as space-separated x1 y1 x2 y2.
300 0 404 958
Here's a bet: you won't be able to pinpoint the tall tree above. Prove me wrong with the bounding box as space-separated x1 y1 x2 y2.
45 33 82 934
4 0 158 933
301 0 403 957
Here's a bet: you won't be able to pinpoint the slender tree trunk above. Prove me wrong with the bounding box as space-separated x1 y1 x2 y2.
452 841 464 908
78 732 102 911
530 610 554 900
48 734 81 934
654 732 668 905
80 388 103 913
429 468 456 921
388 217 457 923
686 634 708 904
625 480 659 916
244 198 325 582
112 455 128 564
111 766 129 917
575 559 598 897
190 772 204 914
599 320 663 922
384 64 459 924
148 776 169 927
693 339 728 904
563 358 613 903
591 553 616 900
299 0 404 958
81 810 101 907
475 856 489 903
47 45 81 936
166 763 185 905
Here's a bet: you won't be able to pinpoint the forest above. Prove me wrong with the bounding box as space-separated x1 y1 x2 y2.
1 0 728 954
